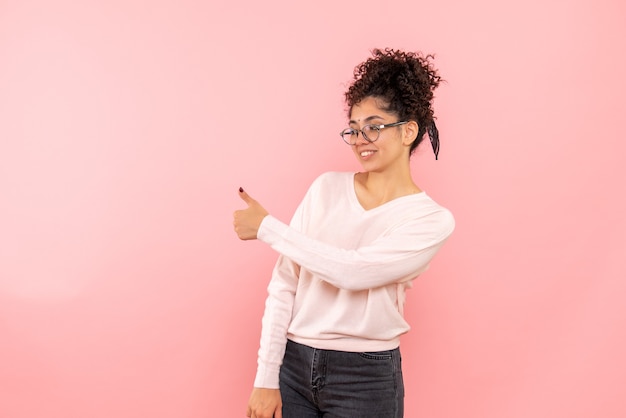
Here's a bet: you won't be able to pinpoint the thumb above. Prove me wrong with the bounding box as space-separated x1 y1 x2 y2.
238 187 255 206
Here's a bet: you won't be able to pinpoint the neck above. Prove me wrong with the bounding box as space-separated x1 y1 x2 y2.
355 165 421 209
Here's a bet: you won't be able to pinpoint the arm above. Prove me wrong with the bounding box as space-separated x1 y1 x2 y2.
254 254 299 388
246 256 297 418
257 209 455 291
241 192 307 416
234 185 455 292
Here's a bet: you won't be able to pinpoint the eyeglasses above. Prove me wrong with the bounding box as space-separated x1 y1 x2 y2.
339 121 408 145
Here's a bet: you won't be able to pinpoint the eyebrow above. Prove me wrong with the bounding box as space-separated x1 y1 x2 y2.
349 115 386 125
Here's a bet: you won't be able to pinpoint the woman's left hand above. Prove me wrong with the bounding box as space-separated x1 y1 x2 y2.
233 188 269 240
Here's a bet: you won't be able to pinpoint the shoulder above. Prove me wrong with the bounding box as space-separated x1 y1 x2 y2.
381 193 455 238
414 193 456 236
312 171 353 184
307 171 353 192
294 172 354 223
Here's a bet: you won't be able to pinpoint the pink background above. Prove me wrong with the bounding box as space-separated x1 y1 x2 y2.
1 0 625 417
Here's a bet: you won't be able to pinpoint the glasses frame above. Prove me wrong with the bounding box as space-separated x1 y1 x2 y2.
340 121 408 145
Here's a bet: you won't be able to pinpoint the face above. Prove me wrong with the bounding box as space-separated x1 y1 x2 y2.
348 96 416 173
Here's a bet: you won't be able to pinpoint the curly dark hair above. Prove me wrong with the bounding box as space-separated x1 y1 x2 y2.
345 48 442 156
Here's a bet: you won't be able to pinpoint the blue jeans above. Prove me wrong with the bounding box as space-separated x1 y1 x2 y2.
279 340 404 417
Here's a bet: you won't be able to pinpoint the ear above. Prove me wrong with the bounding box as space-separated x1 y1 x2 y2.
402 120 419 146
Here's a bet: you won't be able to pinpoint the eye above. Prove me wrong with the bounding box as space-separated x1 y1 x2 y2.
362 125 379 135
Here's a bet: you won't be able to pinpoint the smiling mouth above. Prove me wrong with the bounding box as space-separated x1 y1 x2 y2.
360 150 376 157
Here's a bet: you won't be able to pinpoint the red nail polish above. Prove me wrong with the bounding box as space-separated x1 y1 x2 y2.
239 187 244 193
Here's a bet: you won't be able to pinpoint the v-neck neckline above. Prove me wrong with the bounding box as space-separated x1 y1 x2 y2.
348 173 425 213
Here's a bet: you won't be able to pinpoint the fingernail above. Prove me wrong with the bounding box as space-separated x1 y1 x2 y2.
239 187 244 193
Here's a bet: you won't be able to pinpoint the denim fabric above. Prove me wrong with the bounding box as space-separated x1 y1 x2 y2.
279 340 404 418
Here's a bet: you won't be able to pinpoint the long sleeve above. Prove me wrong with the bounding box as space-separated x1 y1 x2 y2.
253 254 299 388
253 188 309 388
257 207 454 291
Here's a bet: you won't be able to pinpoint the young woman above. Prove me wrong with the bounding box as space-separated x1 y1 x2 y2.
234 48 455 418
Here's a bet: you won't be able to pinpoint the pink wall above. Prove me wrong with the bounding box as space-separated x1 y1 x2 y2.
1 0 625 417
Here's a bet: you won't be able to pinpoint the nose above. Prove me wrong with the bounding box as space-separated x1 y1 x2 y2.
353 129 370 145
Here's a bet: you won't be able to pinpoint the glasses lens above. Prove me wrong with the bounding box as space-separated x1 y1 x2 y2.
341 128 357 144
362 125 380 142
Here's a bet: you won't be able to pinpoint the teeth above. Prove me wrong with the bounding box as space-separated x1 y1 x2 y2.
361 151 375 157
